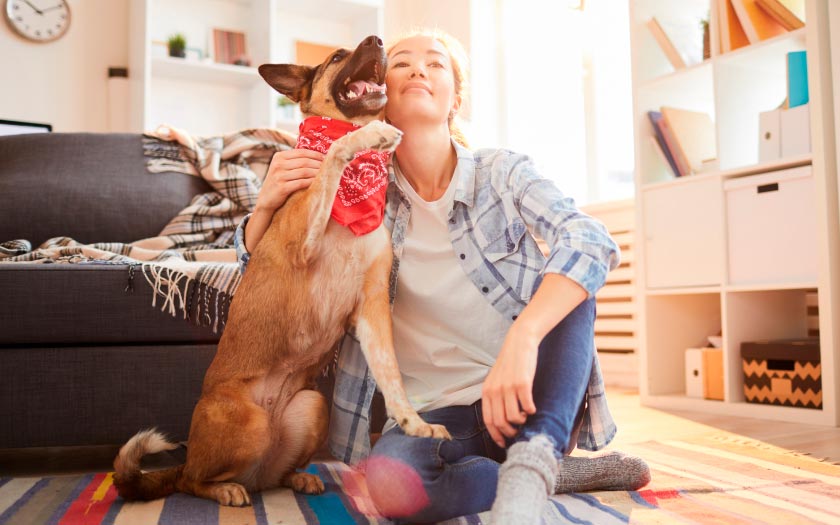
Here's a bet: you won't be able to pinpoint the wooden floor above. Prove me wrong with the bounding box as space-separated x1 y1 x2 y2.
2 388 838 477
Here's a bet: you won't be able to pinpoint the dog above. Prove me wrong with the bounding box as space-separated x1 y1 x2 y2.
113 35 450 507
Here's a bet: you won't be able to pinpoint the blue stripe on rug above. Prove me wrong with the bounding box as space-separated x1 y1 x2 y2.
159 492 219 525
569 493 629 522
251 492 270 525
302 464 357 525
0 477 51 525
549 499 594 525
100 491 125 525
45 474 94 525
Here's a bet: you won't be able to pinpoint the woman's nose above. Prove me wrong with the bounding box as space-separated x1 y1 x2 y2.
410 67 426 79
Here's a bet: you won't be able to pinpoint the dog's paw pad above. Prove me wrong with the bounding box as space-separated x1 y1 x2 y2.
214 483 251 507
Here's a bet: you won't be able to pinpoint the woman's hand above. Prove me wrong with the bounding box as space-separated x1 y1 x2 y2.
244 148 324 252
481 324 540 448
255 149 324 213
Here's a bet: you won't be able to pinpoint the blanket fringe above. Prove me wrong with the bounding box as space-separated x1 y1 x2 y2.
139 263 234 334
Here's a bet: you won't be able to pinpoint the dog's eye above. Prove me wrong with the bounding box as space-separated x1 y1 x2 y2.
331 54 343 63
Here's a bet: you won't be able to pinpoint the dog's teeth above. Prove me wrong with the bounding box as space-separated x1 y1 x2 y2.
346 91 357 99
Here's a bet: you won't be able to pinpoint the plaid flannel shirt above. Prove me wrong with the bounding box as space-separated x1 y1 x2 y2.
234 140 620 466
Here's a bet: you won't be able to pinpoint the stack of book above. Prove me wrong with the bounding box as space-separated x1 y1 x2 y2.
648 108 717 178
720 0 805 53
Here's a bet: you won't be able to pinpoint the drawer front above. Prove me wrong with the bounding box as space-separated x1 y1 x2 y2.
725 166 817 285
643 178 725 288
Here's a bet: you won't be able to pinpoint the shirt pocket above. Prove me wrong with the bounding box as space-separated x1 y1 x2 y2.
483 219 538 301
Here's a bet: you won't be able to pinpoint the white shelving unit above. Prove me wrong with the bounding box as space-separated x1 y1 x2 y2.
630 0 839 426
128 0 383 136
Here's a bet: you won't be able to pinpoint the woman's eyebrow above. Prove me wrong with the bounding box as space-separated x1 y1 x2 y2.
390 49 448 58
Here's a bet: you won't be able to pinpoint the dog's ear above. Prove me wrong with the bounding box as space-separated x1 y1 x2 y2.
258 64 315 103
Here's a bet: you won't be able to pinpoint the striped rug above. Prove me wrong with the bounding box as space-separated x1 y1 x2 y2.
1 435 838 524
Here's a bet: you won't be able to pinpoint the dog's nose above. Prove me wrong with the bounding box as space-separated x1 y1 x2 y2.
362 35 384 48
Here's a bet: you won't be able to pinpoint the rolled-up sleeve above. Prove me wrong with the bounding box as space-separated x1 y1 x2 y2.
507 154 620 298
233 213 252 274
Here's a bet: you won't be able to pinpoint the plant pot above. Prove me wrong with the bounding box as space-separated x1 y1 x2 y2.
169 48 186 58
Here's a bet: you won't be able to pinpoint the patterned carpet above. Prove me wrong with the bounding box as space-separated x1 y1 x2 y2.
1 435 839 524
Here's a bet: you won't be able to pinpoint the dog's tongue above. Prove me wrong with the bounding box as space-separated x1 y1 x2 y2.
347 80 384 96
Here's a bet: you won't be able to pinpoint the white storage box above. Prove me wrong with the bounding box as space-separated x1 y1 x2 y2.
725 166 817 285
685 348 704 398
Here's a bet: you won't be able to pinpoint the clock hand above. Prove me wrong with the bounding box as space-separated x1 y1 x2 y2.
41 4 65 12
23 0 44 15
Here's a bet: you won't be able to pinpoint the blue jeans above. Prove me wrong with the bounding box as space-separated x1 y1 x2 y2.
365 297 595 524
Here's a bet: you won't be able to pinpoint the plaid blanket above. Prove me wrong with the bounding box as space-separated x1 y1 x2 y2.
0 125 296 332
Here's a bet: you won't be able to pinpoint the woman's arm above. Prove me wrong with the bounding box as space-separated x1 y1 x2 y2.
238 148 325 262
481 152 619 446
482 273 587 447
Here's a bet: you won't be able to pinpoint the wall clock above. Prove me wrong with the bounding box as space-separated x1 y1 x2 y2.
4 0 70 43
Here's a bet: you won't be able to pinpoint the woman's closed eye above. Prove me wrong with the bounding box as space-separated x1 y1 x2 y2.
391 61 409 68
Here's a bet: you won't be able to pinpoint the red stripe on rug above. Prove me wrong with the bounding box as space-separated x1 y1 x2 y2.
637 488 680 506
57 473 118 525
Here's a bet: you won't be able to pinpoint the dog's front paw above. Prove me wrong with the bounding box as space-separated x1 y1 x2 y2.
400 417 452 440
361 120 402 152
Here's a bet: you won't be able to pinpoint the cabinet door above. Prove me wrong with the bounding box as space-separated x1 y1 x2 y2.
643 178 724 288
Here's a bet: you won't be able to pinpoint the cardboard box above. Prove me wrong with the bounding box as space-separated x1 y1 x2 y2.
742 338 821 409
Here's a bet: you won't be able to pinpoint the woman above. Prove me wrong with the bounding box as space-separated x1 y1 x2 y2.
236 30 649 525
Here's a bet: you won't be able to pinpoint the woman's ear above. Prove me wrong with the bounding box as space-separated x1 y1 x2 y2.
451 94 462 117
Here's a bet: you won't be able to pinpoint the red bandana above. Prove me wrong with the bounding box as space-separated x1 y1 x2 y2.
296 116 390 236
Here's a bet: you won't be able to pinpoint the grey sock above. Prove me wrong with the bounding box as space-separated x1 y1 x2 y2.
555 451 651 493
490 435 558 525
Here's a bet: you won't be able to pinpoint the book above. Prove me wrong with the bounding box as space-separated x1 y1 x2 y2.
647 112 682 178
213 29 248 65
718 0 750 52
755 0 804 30
661 107 717 175
730 0 788 44
648 110 688 177
646 17 686 70
787 50 809 108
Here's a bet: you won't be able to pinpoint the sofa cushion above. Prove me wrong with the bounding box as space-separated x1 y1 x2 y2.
0 133 211 246
0 344 217 448
0 265 221 346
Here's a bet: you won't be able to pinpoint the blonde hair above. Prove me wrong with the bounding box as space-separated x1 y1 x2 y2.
386 29 470 149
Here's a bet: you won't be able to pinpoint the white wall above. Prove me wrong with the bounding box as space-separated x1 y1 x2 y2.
0 0 129 132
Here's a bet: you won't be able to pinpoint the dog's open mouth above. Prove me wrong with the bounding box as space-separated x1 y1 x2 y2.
338 59 386 104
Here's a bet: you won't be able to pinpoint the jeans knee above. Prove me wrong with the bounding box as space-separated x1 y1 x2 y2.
366 451 431 519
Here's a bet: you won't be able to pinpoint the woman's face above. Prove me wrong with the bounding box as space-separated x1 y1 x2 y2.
385 35 460 129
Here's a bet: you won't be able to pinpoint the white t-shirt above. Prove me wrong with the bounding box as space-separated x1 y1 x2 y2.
390 160 512 417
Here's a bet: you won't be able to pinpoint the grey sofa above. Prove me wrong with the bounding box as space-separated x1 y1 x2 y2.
0 133 222 449
0 132 385 450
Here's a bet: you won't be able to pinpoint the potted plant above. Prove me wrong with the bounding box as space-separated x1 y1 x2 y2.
701 16 710 60
168 33 186 58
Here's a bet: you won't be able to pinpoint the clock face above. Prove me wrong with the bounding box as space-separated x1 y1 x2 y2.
5 0 70 42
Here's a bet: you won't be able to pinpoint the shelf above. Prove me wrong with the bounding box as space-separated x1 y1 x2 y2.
640 153 812 192
725 282 818 293
716 28 806 70
151 57 261 87
717 153 812 180
639 59 713 91
646 286 721 296
641 394 829 426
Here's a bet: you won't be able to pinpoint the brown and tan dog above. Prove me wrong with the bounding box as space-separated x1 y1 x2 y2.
113 35 450 507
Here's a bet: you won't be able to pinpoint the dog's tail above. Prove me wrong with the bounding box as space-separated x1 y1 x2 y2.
113 429 183 501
